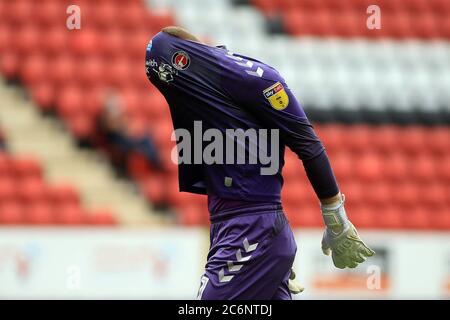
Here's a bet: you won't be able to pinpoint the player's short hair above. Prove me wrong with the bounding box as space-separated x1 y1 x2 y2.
162 26 201 43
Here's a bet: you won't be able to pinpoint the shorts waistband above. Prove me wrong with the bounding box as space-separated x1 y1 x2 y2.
210 204 284 223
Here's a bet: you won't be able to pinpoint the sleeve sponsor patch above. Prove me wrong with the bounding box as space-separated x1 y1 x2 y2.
263 82 289 110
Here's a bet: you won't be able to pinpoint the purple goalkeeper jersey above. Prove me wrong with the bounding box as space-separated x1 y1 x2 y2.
145 31 337 216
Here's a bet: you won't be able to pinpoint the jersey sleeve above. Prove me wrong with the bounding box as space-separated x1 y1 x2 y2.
225 61 340 198
232 65 325 161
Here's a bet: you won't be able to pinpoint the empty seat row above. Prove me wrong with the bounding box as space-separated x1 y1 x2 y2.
0 152 117 226
253 0 450 14
0 202 117 225
0 0 174 31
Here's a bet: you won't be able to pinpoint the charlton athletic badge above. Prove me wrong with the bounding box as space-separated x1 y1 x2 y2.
172 51 190 71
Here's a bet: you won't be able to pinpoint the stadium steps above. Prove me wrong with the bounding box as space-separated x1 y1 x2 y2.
0 79 165 226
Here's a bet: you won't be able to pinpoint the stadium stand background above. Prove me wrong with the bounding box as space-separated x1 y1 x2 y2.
0 0 449 298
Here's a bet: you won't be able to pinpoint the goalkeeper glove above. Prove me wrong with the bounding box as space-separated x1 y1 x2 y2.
288 269 304 294
321 194 375 269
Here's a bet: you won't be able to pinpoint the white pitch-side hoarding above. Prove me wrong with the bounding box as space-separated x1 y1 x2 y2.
0 228 449 299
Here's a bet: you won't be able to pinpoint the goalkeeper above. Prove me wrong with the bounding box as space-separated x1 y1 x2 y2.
145 27 374 300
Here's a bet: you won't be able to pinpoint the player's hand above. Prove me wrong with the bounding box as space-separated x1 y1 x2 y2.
320 195 375 269
288 269 304 294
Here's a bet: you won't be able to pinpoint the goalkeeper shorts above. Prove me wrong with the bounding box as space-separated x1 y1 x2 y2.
197 210 297 300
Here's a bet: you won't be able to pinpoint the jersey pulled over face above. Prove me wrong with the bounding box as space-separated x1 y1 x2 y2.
145 31 323 206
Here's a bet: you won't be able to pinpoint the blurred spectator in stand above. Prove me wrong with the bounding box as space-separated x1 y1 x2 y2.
97 91 163 176
0 126 7 151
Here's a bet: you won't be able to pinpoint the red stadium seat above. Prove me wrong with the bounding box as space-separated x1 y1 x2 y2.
47 184 80 207
426 127 450 156
383 153 409 182
17 177 46 204
385 12 415 39
56 205 86 225
287 204 322 228
430 0 450 14
332 11 361 37
339 180 365 209
106 57 132 89
325 0 354 12
390 181 419 209
126 31 150 60
371 126 399 154
0 23 11 55
405 0 431 15
347 205 377 229
12 156 42 179
15 24 41 55
404 206 432 229
413 12 440 39
354 152 382 183
409 155 437 183
145 10 175 31
66 114 96 140
431 206 450 230
70 28 99 57
294 0 327 11
56 84 83 118
127 152 154 181
141 175 168 205
43 27 69 56
282 180 309 207
21 54 48 86
309 10 334 36
30 81 55 112
0 177 17 203
7 0 34 26
365 181 392 207
50 54 75 87
34 0 66 27
282 156 300 181
283 9 311 36
78 56 104 87
0 51 20 80
83 86 106 118
178 204 205 226
87 1 118 30
251 0 279 14
121 88 141 118
273 0 299 12
88 209 118 225
0 153 9 177
117 2 146 31
99 28 125 59
441 155 450 182
315 125 345 154
421 182 448 209
0 201 24 225
142 92 169 120
345 125 372 154
167 176 183 206
378 205 405 229
25 203 55 225
329 151 354 182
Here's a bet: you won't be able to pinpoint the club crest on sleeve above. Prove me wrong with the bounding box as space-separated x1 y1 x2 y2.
171 51 190 71
263 82 289 110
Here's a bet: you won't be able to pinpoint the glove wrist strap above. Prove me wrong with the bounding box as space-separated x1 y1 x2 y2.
321 194 349 232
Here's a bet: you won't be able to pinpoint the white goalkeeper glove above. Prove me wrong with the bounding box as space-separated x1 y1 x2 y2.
288 269 304 294
321 194 375 269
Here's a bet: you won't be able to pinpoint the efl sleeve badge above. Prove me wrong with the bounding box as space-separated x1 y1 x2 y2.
263 82 289 110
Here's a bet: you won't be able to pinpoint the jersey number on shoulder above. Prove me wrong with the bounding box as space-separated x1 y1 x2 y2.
225 52 264 78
